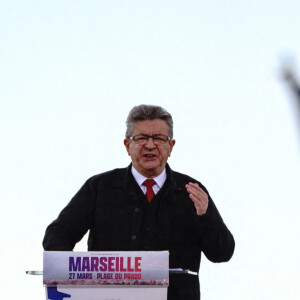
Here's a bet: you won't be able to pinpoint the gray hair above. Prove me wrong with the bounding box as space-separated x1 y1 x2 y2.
125 104 174 138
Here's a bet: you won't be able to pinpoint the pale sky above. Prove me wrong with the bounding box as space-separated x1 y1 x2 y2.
1 1 300 299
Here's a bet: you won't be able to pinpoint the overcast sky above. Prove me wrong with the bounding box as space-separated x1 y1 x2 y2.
1 1 300 299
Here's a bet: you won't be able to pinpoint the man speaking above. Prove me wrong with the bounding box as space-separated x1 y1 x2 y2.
43 104 235 300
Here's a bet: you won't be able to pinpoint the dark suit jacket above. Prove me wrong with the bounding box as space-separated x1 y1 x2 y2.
43 164 235 300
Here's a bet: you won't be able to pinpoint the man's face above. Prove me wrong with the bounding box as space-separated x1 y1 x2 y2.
124 119 175 178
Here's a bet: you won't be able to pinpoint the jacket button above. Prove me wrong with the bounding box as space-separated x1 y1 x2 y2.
134 207 140 213
131 235 137 240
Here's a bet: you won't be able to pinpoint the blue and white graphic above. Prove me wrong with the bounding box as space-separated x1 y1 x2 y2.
47 287 71 300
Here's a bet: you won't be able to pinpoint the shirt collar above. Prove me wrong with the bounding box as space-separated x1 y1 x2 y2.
131 166 167 188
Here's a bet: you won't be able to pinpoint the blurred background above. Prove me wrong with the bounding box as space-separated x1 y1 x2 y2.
1 1 300 299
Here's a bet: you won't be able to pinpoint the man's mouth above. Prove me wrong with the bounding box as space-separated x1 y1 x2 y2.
144 154 156 158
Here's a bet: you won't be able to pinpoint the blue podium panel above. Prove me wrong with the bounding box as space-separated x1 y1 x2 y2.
44 251 169 300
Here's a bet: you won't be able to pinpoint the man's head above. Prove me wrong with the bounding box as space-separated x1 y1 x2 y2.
124 105 175 178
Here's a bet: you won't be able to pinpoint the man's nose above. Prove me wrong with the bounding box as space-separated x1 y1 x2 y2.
144 137 156 148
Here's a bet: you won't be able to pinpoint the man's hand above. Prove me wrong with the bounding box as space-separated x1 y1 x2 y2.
185 182 208 216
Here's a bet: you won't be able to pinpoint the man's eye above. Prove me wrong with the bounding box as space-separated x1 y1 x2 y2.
135 136 147 141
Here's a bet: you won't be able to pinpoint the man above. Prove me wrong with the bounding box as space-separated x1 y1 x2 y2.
43 104 235 300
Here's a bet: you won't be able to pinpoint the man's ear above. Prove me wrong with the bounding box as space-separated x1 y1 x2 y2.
169 139 175 156
124 139 131 156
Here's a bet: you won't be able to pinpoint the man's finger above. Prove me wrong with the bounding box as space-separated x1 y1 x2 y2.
186 184 207 200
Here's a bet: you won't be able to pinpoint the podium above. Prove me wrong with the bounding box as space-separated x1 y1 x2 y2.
43 251 169 300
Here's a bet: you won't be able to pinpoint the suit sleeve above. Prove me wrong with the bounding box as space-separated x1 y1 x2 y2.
42 178 96 251
195 192 235 262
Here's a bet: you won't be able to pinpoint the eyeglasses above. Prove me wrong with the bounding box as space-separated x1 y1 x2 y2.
129 134 171 145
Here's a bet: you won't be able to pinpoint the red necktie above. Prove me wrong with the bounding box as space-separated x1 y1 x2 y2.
143 179 156 202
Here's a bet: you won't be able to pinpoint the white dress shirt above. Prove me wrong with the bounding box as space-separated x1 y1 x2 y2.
131 166 167 195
